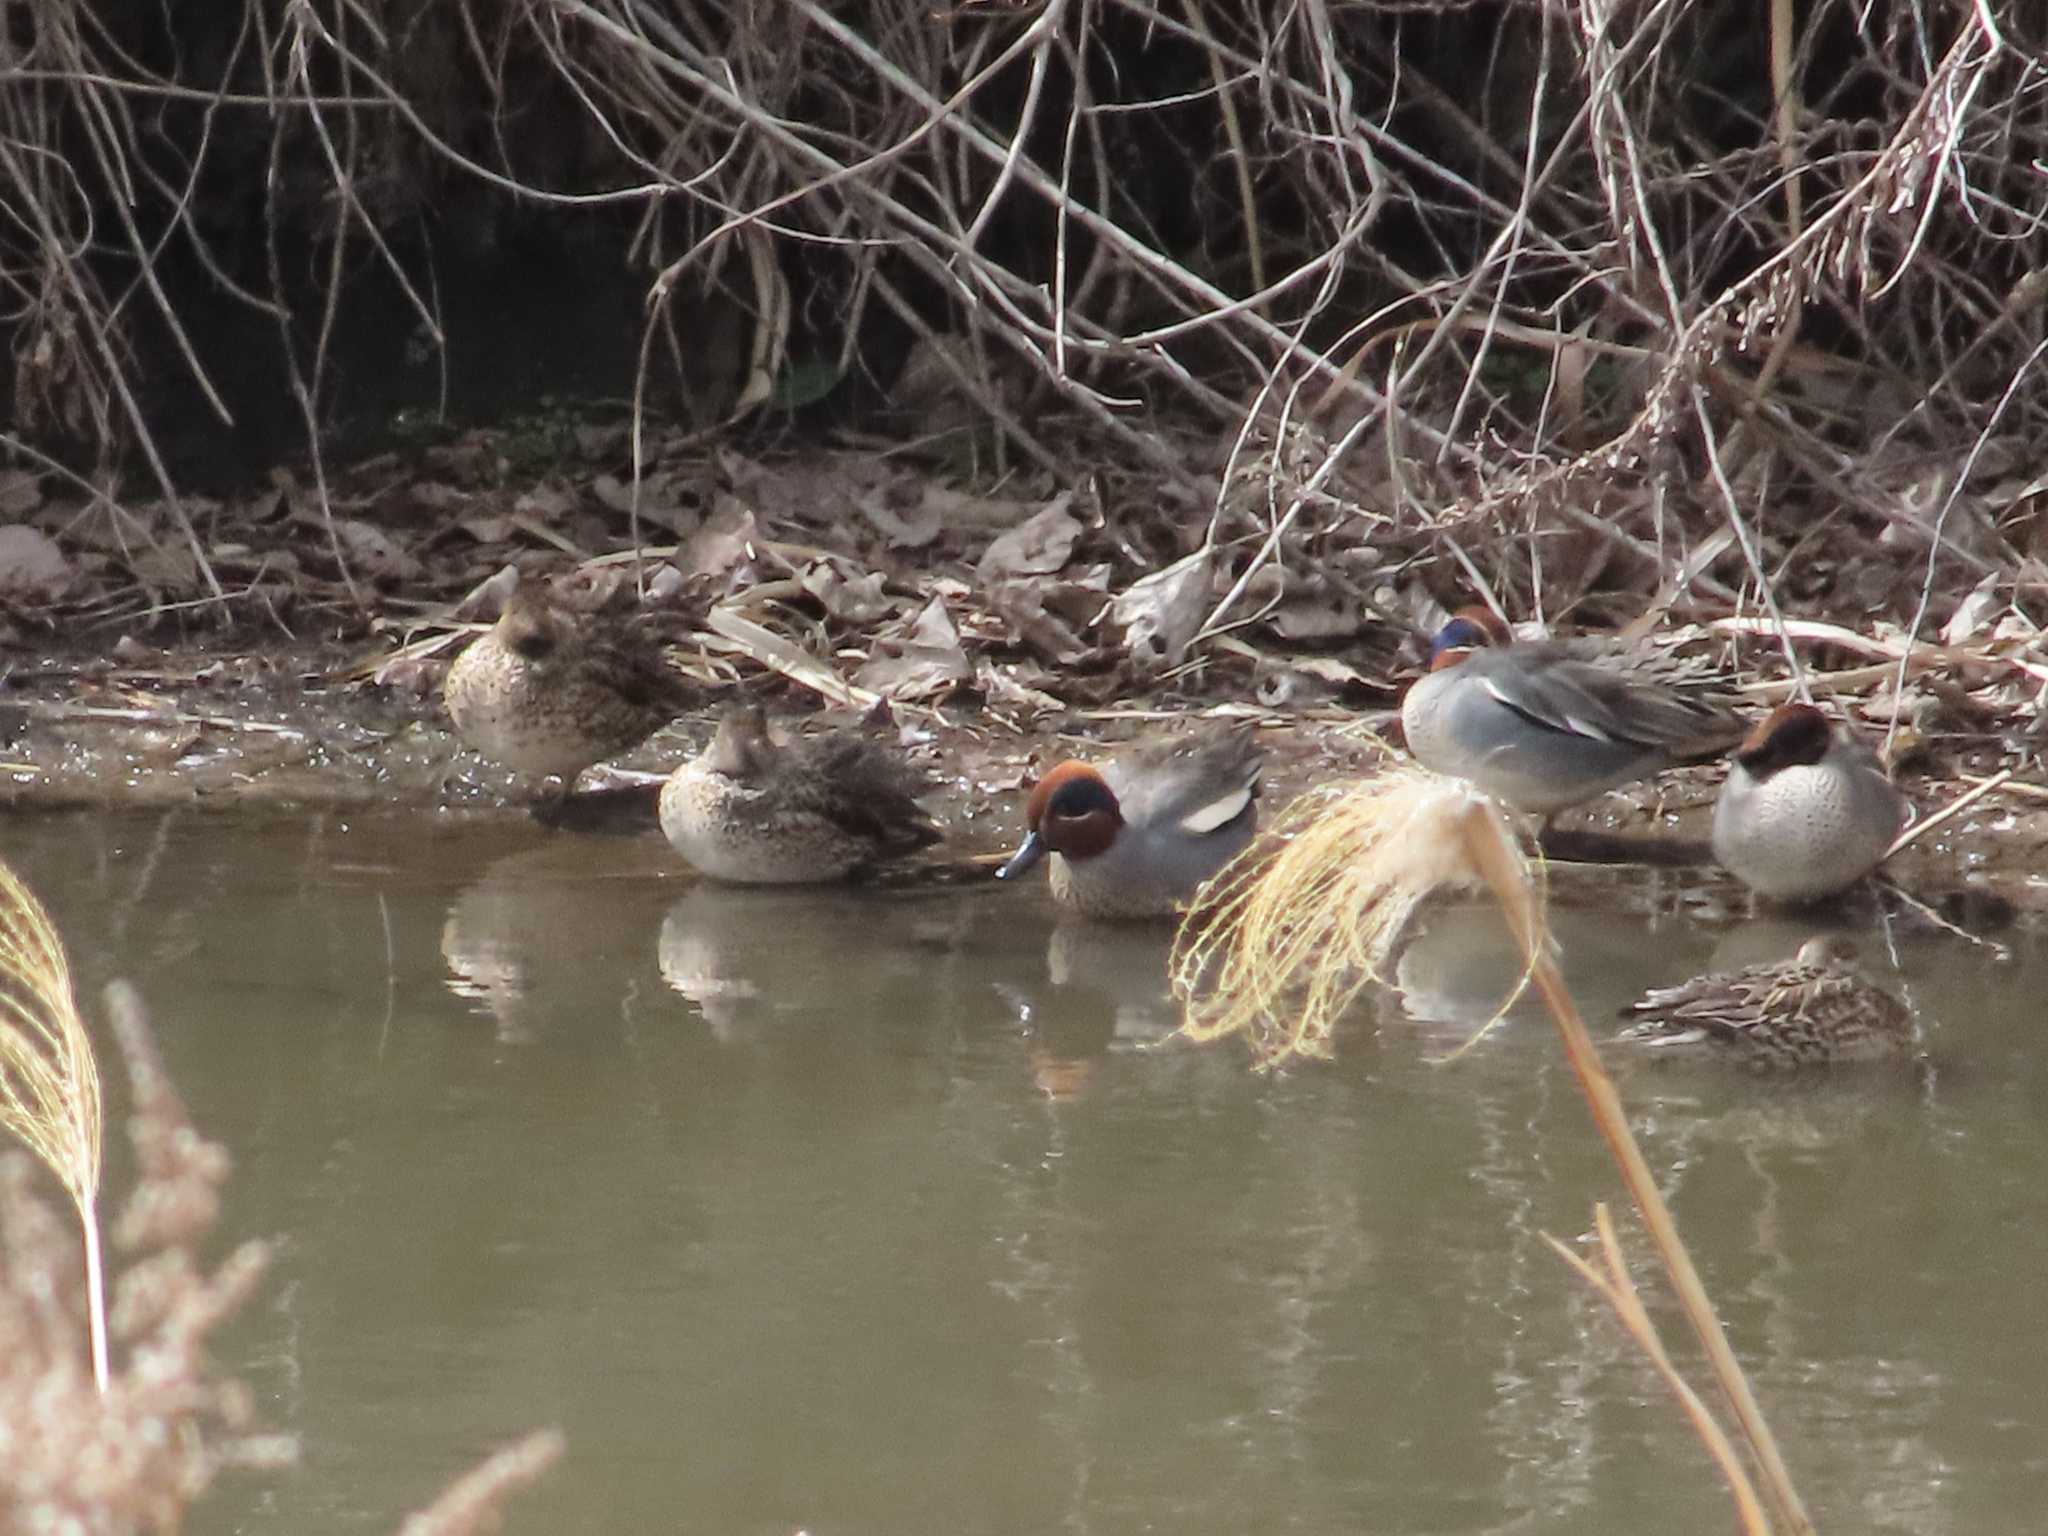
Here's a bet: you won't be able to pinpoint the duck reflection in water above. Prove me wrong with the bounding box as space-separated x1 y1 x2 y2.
657 882 981 1045
1387 902 1737 1057
441 839 670 1042
981 922 1188 1101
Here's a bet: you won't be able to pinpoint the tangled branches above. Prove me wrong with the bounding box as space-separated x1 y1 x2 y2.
1 0 2043 629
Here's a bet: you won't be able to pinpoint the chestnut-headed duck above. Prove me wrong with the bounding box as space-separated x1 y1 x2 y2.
1712 703 1909 903
998 727 1261 919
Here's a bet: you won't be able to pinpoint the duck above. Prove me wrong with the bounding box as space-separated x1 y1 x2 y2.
996 727 1261 919
443 584 694 789
1712 703 1909 903
1616 936 1914 1065
658 704 942 883
1400 606 1747 819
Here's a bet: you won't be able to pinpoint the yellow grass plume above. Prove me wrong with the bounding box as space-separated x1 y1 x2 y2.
0 857 107 1392
1172 766 1526 1063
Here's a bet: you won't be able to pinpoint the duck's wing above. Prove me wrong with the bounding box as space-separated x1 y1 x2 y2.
784 733 944 856
1108 726 1263 838
568 617 697 721
1470 644 1746 758
1767 962 1913 1047
1618 961 1792 1046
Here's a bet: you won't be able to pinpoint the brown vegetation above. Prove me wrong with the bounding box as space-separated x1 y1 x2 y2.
1 2 2042 644
0 2 2042 903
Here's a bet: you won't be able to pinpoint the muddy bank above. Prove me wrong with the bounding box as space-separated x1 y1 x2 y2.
0 638 2037 931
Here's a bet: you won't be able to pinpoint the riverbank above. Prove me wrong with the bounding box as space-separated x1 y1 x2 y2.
0 629 2037 928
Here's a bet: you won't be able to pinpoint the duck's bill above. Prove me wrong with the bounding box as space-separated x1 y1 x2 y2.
996 832 1046 880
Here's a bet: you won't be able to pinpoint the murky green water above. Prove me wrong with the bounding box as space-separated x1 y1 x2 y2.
7 808 2041 1534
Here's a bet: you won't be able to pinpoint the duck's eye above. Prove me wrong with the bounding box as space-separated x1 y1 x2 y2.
1045 776 1119 824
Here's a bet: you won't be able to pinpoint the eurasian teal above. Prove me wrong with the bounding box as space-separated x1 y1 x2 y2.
658 704 942 883
444 584 693 787
1712 703 1908 903
997 727 1262 919
1400 606 1747 818
1617 936 1913 1065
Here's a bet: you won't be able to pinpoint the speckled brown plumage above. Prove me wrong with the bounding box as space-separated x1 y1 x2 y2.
443 586 694 784
659 705 942 883
1617 937 1914 1066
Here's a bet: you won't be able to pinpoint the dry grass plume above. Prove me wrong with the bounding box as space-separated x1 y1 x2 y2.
0 854 106 1390
1171 768 1527 1063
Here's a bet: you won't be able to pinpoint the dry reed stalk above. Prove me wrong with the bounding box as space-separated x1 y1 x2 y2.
1544 1205 1772 1536
396 1429 565 1536
0 979 294 1530
0 967 564 1531
1454 801 1814 1536
1172 772 1815 1533
0 856 107 1392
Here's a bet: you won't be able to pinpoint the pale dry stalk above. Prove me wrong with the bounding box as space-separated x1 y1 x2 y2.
1543 1205 1773 1536
395 1430 566 1536
1455 795 1815 1536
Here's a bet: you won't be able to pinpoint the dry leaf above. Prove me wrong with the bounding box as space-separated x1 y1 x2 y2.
410 482 468 513
0 526 71 599
976 493 1080 582
458 516 516 543
1259 570 1373 642
1108 549 1213 668
977 656 1066 713
1941 571 2005 647
590 474 635 516
131 543 199 592
986 580 1093 665
591 472 694 533
514 485 577 523
799 561 897 624
919 483 1047 533
857 488 942 550
334 520 423 582
682 499 758 582
853 596 972 699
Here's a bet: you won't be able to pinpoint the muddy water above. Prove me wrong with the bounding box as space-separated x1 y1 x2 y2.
7 808 2042 1534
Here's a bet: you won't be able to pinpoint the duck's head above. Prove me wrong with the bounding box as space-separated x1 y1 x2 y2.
496 586 567 661
702 703 778 780
1793 934 1858 968
997 761 1125 878
1734 702 1832 776
1425 606 1512 672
